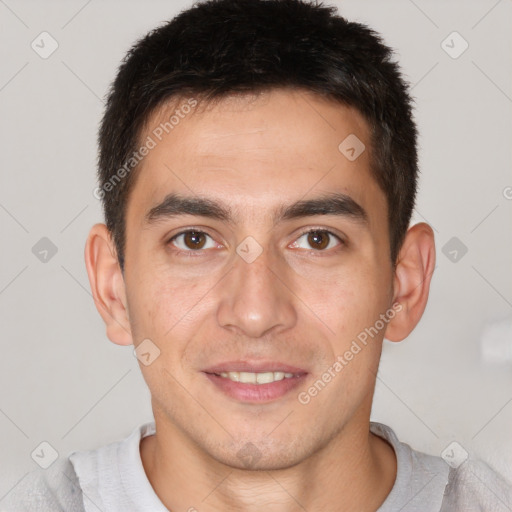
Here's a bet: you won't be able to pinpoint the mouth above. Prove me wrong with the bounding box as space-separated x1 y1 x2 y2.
203 362 308 403
213 370 297 384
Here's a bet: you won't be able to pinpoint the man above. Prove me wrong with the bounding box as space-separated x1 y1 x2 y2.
3 0 511 510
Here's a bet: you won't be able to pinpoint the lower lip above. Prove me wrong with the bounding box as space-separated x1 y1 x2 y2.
204 372 307 403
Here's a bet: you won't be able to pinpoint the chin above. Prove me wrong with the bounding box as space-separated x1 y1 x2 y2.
208 436 312 471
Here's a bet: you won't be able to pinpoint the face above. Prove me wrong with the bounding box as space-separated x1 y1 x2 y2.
123 89 395 470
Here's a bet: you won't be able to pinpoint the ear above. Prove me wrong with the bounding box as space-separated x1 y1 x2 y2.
84 223 133 346
384 222 436 342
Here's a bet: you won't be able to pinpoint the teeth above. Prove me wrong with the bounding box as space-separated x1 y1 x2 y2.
217 371 296 384
240 371 257 384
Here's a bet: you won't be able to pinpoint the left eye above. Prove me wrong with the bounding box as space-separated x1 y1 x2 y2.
290 230 342 251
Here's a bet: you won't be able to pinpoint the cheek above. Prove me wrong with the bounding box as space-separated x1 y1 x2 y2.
127 265 210 346
305 263 385 340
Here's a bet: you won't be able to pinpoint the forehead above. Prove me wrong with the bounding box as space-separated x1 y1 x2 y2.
126 89 386 231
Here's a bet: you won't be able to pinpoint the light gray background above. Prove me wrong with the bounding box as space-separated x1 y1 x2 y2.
1 0 511 499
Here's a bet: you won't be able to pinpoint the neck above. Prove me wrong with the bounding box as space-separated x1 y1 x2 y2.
140 410 397 512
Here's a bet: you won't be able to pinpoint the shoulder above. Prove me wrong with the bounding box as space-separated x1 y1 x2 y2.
441 457 512 512
1 457 85 512
371 422 451 511
370 422 512 512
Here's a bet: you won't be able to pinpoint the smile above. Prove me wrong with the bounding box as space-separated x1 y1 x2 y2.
215 371 296 384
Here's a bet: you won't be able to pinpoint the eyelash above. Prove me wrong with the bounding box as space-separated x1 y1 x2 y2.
167 227 344 257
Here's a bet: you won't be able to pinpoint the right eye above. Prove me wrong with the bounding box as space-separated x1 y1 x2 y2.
168 230 218 253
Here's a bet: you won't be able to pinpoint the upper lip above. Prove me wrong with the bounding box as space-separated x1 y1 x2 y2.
203 361 308 374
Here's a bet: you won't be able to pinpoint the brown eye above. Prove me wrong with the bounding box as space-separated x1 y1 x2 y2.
183 231 206 249
169 230 216 252
307 231 330 250
291 229 342 252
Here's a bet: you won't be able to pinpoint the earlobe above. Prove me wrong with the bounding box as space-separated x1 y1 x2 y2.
384 222 436 342
84 223 133 346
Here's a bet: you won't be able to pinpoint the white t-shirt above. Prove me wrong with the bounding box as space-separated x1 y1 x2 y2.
2 421 511 511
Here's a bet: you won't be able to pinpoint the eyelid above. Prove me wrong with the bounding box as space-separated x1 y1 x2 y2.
167 227 221 256
291 227 345 250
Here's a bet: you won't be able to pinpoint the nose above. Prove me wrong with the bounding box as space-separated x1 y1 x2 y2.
216 245 298 339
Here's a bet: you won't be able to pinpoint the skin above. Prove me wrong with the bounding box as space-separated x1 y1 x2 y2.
85 88 436 511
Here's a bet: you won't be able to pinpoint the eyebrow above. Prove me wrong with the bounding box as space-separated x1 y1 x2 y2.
144 192 369 227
